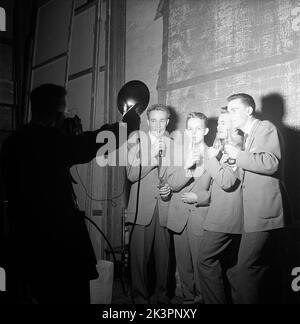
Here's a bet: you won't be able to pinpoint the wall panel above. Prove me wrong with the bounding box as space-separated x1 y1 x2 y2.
34 0 73 66
69 6 96 75
32 56 67 88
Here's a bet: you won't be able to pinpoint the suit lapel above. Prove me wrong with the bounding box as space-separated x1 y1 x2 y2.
142 133 153 167
143 133 158 178
246 119 260 151
158 133 172 179
188 145 208 191
240 119 260 183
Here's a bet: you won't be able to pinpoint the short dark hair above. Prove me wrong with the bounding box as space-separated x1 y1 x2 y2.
30 84 67 120
146 104 170 119
186 112 208 128
227 93 256 112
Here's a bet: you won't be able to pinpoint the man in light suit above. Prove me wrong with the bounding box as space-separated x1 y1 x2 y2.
198 109 244 304
225 93 288 304
126 104 172 304
167 112 211 304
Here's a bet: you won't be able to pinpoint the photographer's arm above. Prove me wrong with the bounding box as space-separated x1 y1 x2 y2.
126 142 157 183
63 122 120 166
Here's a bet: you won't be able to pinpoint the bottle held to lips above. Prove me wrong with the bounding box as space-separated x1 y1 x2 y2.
214 134 235 165
224 129 236 165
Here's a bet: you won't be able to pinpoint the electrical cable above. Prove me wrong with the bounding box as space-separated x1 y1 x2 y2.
83 215 127 295
126 137 142 304
74 135 143 300
75 166 126 207
75 166 128 295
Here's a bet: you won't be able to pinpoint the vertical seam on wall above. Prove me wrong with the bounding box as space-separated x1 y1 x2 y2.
86 0 102 244
103 0 111 259
64 0 75 89
158 0 169 105
107 0 126 250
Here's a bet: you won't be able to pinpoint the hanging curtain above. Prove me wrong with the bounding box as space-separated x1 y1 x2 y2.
13 0 37 128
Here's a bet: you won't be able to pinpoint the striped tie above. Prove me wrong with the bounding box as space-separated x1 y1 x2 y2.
243 133 248 151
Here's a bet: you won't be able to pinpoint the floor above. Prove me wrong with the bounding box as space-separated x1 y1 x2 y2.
111 265 184 304
111 279 184 304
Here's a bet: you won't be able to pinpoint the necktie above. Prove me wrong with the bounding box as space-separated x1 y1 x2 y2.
243 133 248 151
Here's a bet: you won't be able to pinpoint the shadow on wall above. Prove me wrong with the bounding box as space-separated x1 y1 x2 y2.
258 93 300 304
258 93 300 226
206 117 218 147
166 106 179 136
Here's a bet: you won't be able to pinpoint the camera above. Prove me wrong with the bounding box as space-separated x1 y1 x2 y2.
61 115 83 136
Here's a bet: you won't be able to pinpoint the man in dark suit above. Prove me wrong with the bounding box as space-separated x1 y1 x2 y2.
225 93 288 304
0 84 122 304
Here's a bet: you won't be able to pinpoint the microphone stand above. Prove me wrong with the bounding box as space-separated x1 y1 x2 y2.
158 149 164 189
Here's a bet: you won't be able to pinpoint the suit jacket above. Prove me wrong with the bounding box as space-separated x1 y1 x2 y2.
126 132 172 227
167 144 211 235
236 119 287 232
204 157 244 234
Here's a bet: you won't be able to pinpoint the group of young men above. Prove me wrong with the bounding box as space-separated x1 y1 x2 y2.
0 84 288 304
126 93 288 304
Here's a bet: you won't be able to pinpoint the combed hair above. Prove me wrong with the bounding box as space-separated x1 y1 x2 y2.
186 112 208 128
146 104 170 119
227 93 256 112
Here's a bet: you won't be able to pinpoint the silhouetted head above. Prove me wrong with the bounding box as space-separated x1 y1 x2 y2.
30 84 67 127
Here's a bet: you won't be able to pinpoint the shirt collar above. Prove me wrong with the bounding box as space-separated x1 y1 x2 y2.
149 131 157 145
243 118 256 136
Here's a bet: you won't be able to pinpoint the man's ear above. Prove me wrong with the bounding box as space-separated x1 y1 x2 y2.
147 119 150 127
166 119 170 126
247 106 253 116
204 128 209 136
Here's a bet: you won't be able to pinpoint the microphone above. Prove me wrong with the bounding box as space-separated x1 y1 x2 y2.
224 129 236 165
158 138 165 190
158 135 164 158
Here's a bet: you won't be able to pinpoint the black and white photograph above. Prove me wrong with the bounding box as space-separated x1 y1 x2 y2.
0 0 300 308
